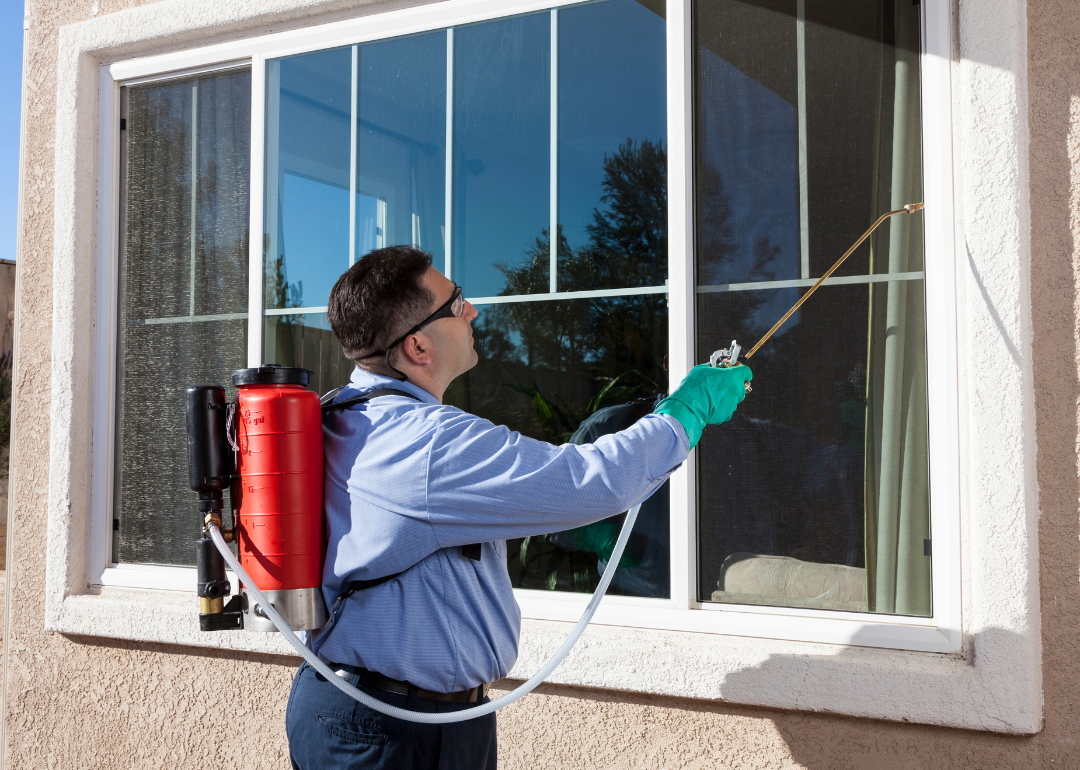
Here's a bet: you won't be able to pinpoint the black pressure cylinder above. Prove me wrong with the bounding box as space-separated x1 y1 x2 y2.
186 385 232 493
196 537 231 600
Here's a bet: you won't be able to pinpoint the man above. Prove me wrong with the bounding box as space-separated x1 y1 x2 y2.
286 246 751 769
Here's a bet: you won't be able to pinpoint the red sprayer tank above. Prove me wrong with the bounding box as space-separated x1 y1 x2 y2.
233 366 328 632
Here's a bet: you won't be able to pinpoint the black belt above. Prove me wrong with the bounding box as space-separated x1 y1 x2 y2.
331 663 488 704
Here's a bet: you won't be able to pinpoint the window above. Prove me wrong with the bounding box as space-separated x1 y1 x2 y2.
93 0 958 657
49 0 1047 732
113 67 251 567
693 0 929 616
263 1 670 598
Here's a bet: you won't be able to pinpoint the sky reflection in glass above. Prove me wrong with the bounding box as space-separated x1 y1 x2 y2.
453 15 550 298
281 173 349 307
557 0 666 291
696 48 800 288
358 32 446 265
267 36 447 313
266 47 351 310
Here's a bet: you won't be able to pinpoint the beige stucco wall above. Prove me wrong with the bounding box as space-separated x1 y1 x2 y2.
2 0 1077 766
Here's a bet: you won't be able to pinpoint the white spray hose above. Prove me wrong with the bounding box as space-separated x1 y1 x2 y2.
208 502 641 723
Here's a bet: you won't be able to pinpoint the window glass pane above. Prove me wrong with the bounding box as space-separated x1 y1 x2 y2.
115 68 250 565
452 15 550 298
264 312 354 398
695 0 800 288
358 32 447 265
693 0 930 615
264 1 668 597
447 295 668 597
265 48 352 312
557 0 667 292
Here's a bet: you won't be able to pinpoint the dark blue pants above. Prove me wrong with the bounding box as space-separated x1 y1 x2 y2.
286 662 498 770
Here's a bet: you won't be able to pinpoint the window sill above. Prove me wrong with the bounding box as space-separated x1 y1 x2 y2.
90 568 957 653
515 590 957 653
47 587 296 656
95 563 239 593
46 585 1036 733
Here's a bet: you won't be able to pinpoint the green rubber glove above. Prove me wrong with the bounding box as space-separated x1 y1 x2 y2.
653 363 753 449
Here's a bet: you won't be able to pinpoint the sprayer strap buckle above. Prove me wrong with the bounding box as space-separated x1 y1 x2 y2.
332 664 488 704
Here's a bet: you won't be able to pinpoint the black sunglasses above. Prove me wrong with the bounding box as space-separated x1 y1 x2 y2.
365 284 465 380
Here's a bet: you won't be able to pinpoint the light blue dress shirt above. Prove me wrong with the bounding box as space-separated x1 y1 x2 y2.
310 367 689 693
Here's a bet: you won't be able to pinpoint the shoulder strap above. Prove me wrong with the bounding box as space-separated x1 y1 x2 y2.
321 388 422 414
322 386 483 590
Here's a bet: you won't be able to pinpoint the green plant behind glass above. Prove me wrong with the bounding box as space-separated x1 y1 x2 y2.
503 374 637 445
484 142 669 593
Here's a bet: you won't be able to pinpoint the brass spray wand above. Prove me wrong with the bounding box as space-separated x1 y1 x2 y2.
710 202 925 390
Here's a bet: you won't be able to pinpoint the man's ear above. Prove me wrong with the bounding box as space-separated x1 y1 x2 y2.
400 333 433 365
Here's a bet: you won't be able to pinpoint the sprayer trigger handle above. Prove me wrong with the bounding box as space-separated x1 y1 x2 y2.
709 340 742 368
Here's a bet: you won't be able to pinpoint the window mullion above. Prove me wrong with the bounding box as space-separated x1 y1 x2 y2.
349 45 359 267
549 7 558 294
247 54 267 367
190 81 199 317
667 0 695 612
797 0 810 279
444 28 454 280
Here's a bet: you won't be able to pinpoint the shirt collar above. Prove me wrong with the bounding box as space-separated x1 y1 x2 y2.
348 366 441 406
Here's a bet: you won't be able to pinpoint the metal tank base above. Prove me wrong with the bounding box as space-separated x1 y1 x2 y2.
242 587 328 633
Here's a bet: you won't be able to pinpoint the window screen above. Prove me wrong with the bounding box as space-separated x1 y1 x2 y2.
693 0 930 615
263 0 669 597
114 68 251 566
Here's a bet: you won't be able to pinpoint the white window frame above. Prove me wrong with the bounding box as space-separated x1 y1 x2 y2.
45 0 1042 733
94 0 961 653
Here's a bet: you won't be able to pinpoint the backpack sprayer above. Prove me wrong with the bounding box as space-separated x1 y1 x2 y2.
187 366 328 633
185 203 922 723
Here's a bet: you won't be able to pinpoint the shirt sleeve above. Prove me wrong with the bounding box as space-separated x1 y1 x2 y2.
423 410 689 548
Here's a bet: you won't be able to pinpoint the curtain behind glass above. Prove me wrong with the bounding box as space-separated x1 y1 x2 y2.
115 69 250 566
863 0 930 615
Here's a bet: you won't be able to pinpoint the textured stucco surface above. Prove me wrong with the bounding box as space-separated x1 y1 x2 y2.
3 0 1079 767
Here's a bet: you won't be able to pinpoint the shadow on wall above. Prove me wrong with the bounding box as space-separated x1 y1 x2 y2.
718 628 1045 768
492 630 1053 768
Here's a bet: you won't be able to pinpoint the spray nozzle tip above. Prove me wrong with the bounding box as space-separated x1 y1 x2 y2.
904 202 925 213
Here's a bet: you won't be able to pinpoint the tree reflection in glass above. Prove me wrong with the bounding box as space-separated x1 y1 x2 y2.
447 141 670 597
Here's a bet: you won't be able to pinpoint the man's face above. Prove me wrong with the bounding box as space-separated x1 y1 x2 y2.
414 266 479 380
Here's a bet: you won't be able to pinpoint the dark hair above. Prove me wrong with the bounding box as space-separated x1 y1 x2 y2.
327 246 435 365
